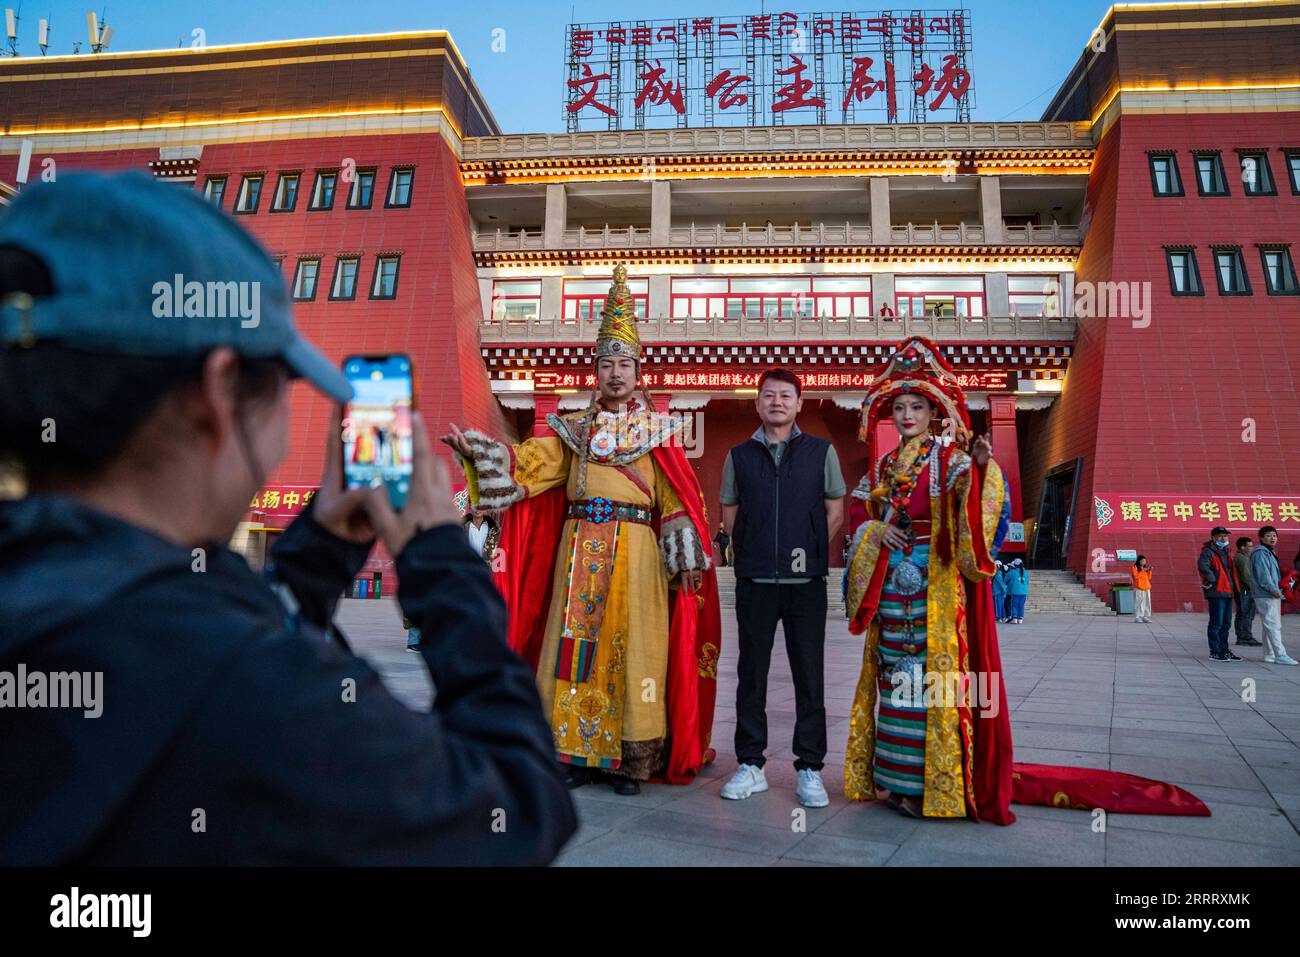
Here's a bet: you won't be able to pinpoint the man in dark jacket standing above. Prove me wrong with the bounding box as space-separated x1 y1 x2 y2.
1198 526 1243 662
0 173 576 865
1233 537 1261 646
717 368 845 808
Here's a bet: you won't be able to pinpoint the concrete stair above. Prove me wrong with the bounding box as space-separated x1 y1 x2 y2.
1020 569 1116 616
709 566 1115 616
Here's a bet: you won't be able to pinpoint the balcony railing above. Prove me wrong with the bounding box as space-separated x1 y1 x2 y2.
472 220 1081 251
479 314 1077 344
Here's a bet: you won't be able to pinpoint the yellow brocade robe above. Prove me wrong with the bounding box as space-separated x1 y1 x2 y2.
461 409 706 779
843 434 1005 816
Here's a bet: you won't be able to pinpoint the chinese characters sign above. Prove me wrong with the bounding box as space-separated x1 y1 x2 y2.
534 369 1014 391
1094 494 1300 533
565 10 974 131
248 485 317 519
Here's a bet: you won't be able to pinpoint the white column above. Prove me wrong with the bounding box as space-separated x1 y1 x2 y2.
648 274 671 317
1059 272 1075 317
873 272 895 316
985 272 1010 317
869 177 891 245
979 176 1004 244
479 277 494 323
544 183 567 248
651 180 672 246
540 276 563 321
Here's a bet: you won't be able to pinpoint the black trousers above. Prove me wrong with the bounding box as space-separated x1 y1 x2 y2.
733 578 828 771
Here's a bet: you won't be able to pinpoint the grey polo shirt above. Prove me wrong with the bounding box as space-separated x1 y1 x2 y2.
719 424 847 584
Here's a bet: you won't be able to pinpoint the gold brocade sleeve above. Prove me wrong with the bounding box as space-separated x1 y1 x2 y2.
953 453 1005 583
459 431 570 511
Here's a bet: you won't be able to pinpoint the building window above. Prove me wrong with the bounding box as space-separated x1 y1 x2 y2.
234 174 263 214
1165 248 1203 296
370 255 401 299
1193 152 1229 196
1008 275 1062 317
347 169 377 210
1147 152 1183 197
310 171 338 211
329 257 360 301
1259 246 1299 296
292 258 321 301
203 176 227 207
270 173 300 212
489 279 542 321
1284 149 1300 195
566 277 649 321
670 276 870 320
386 167 414 208
1212 247 1251 296
894 276 985 318
1237 150 1276 196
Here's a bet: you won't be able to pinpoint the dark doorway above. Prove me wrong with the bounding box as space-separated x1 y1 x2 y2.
1032 458 1082 569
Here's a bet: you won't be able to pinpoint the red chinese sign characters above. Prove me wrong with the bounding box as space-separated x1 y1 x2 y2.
565 9 974 131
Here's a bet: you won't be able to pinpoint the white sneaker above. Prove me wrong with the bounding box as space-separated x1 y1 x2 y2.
1276 655 1298 666
1264 654 1277 664
720 763 768 800
796 769 830 808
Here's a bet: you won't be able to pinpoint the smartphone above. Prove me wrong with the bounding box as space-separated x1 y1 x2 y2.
342 354 415 510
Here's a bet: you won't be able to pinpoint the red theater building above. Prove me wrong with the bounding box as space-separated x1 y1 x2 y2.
1 3 1297 611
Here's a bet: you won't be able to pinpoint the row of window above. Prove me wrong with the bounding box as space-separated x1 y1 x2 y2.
276 254 402 301
1166 245 1298 296
491 274 1065 321
1149 148 1300 198
204 167 415 214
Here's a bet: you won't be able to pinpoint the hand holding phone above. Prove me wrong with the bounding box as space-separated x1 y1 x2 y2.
342 354 415 510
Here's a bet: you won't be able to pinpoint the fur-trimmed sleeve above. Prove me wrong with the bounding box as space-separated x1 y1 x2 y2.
654 461 711 575
457 431 569 512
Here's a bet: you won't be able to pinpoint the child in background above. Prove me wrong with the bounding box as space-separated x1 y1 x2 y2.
403 615 422 653
1006 558 1029 624
1130 556 1153 623
992 559 1008 623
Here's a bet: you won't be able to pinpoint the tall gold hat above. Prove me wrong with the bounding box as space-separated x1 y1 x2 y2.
593 264 641 363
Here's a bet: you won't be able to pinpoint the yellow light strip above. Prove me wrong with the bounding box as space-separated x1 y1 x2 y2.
1090 81 1300 126
0 104 464 143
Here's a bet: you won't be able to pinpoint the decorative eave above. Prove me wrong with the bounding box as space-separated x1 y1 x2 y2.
462 147 1094 185
474 245 1082 269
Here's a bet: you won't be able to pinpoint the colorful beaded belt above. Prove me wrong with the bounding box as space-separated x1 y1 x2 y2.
567 497 655 526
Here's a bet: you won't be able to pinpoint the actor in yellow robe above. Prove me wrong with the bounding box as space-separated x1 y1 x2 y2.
446 267 710 793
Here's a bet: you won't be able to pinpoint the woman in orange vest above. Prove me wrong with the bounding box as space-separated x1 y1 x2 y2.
1130 556 1153 623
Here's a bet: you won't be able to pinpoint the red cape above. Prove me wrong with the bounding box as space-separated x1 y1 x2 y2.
492 441 721 784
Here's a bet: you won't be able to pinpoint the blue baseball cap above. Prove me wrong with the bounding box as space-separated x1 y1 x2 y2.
0 170 352 403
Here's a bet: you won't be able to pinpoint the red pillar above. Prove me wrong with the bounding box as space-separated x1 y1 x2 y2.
533 393 560 437
874 418 900 464
988 394 1023 552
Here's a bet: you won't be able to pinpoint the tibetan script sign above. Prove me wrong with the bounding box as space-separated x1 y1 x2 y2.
564 9 974 131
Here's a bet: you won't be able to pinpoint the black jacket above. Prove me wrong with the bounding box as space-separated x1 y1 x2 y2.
0 495 576 865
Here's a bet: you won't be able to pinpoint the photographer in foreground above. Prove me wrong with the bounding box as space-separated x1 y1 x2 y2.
0 173 576 865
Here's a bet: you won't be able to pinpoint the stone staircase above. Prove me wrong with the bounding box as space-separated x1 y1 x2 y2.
710 566 1115 616
1021 568 1116 616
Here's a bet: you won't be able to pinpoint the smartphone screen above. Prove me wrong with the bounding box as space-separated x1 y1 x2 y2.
342 354 415 510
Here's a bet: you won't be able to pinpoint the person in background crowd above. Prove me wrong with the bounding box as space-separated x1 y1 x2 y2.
1198 526 1242 662
1249 525 1297 666
992 559 1008 622
403 615 422 653
1005 558 1029 624
714 521 731 567
1130 555 1153 623
463 507 498 562
1232 537 1260 646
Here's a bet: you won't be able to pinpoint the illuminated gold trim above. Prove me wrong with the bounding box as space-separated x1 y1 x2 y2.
0 104 465 143
474 245 1081 269
1090 82 1300 126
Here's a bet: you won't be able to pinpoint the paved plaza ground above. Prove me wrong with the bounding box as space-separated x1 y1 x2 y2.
335 596 1300 866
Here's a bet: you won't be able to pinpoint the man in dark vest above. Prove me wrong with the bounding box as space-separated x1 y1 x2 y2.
718 368 845 807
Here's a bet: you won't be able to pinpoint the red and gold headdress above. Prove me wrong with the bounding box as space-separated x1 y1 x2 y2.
858 336 972 468
593 264 642 363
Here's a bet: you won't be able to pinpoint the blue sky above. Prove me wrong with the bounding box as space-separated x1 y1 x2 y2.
7 1 1117 131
